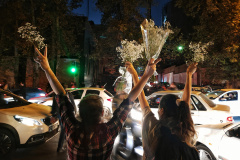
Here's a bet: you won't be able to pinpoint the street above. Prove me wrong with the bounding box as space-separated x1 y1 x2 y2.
4 131 125 160
4 133 67 160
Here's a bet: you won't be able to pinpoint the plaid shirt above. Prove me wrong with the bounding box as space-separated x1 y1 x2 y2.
55 93 133 160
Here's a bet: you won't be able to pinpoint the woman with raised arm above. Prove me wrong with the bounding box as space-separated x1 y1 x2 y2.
128 61 199 160
34 46 160 160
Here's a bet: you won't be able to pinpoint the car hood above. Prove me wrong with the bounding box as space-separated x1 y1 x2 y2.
211 104 230 112
195 122 233 130
0 103 52 118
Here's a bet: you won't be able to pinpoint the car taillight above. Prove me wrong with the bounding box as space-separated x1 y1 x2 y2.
107 98 112 102
38 88 43 90
227 116 233 122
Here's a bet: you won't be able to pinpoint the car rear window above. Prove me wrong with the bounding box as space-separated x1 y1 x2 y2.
86 90 100 96
104 90 113 97
71 90 84 99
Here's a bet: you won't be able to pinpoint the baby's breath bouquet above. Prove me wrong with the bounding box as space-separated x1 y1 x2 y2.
114 39 144 94
189 41 213 63
116 39 144 63
18 22 46 49
140 19 173 60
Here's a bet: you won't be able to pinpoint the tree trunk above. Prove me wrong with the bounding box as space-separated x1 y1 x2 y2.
30 0 39 88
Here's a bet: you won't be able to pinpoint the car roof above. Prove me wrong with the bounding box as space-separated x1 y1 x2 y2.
220 89 240 92
195 122 234 130
151 90 201 95
66 87 105 91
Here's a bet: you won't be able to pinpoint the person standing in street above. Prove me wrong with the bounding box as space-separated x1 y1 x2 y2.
129 61 199 160
34 46 161 160
51 95 66 152
0 80 8 90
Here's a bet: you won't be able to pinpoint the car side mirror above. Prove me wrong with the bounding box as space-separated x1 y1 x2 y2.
226 129 235 137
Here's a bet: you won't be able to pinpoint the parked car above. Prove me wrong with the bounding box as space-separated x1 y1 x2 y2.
192 86 212 94
0 89 59 157
195 122 240 160
10 87 47 100
29 87 114 118
206 89 240 114
112 90 237 159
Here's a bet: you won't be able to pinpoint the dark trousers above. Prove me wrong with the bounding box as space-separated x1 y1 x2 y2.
57 116 65 152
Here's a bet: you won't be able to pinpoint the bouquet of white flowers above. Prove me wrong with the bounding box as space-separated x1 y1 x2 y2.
18 22 46 49
140 19 173 60
189 41 213 63
116 39 144 63
114 39 143 94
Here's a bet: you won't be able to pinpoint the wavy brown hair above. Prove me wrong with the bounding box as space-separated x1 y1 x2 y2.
159 94 197 146
78 94 103 127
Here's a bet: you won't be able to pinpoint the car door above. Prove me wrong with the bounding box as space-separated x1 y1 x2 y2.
218 125 240 160
189 96 199 125
217 91 239 114
191 95 209 125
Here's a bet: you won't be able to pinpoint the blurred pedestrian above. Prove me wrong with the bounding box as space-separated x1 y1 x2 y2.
51 95 66 152
168 82 178 90
19 81 26 99
70 81 76 88
0 79 8 90
34 46 160 160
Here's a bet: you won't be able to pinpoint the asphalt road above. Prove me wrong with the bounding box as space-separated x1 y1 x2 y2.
3 131 125 160
4 133 67 160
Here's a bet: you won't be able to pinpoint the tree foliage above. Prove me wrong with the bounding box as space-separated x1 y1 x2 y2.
95 0 145 68
175 0 240 86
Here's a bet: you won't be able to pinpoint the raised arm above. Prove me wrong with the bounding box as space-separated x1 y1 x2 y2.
34 46 66 95
126 58 161 102
182 63 198 105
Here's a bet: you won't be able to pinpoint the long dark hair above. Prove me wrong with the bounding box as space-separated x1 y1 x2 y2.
159 94 196 146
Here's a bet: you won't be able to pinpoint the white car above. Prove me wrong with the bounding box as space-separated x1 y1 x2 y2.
195 122 240 160
0 89 59 157
206 89 240 114
29 87 114 117
112 91 236 159
131 90 235 125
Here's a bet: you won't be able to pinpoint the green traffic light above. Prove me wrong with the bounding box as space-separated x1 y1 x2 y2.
178 46 183 51
71 67 76 73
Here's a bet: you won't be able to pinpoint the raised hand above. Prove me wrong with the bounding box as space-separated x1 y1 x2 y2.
34 46 50 71
187 62 198 75
125 61 137 75
143 58 161 77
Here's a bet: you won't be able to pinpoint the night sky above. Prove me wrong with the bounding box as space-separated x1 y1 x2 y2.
72 0 171 26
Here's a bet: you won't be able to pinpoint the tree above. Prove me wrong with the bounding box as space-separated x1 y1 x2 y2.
0 0 84 88
95 0 145 67
175 0 240 87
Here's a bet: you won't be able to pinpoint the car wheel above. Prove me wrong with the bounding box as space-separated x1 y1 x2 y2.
112 126 134 159
0 128 16 157
197 144 216 160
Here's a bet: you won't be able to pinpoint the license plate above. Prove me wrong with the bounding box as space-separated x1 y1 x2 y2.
49 123 58 132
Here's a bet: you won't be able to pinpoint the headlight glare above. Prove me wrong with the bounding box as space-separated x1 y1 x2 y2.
14 115 41 126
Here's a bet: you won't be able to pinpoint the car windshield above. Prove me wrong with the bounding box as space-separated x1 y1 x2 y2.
205 91 225 99
199 93 216 108
0 91 30 109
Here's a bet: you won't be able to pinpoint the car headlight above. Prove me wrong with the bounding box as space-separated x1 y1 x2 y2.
14 115 41 126
130 108 142 121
